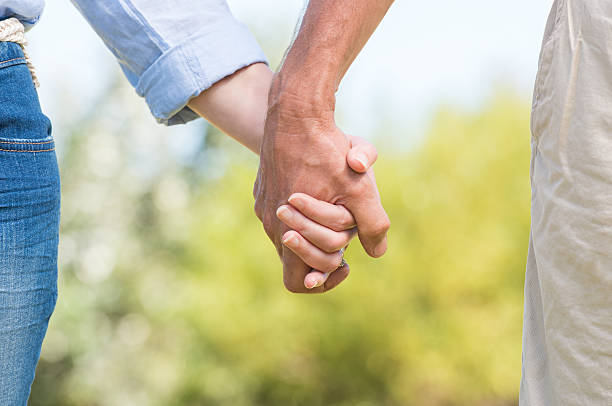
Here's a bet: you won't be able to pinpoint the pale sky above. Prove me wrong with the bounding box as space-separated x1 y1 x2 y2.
28 1 553 145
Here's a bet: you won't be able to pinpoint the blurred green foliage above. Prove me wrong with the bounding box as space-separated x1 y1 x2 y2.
30 83 531 405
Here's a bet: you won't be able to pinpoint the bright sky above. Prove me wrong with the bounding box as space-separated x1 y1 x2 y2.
28 1 553 144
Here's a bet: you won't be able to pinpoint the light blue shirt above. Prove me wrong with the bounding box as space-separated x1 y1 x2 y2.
0 0 44 29
1 0 268 125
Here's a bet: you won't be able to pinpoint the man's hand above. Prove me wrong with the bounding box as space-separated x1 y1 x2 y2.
279 135 384 291
253 0 393 293
253 90 390 293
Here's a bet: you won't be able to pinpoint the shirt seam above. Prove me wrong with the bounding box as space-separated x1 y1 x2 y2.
119 0 169 52
178 36 207 97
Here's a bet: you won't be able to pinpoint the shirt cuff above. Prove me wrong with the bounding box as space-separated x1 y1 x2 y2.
135 16 268 126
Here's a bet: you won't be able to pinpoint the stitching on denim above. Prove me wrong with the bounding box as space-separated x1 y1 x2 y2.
0 147 55 152
0 56 25 66
0 139 54 145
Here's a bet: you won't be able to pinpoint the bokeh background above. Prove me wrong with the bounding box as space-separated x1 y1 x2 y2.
26 1 552 405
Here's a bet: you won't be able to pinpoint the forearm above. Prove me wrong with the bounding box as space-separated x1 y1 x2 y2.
187 63 273 154
186 1 393 154
73 0 268 126
271 0 394 114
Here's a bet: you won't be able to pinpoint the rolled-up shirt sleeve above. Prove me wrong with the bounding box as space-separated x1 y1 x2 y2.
71 0 268 125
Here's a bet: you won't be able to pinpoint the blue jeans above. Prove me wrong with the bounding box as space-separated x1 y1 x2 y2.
0 42 60 405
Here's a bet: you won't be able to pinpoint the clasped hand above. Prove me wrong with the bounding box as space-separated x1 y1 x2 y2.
254 91 390 293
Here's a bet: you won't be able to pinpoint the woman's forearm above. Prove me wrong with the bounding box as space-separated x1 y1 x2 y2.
187 63 273 155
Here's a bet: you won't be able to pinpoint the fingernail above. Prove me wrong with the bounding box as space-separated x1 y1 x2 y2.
305 273 324 289
276 205 291 220
288 195 304 210
282 233 297 247
355 154 368 171
305 278 318 289
312 272 331 289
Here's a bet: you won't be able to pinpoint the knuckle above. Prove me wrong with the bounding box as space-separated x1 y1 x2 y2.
322 257 341 273
322 264 336 274
370 217 391 236
327 235 348 252
340 211 355 229
330 220 345 232
332 214 353 232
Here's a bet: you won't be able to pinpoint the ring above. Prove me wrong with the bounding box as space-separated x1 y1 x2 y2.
338 247 348 269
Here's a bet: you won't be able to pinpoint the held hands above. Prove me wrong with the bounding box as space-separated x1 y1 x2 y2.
187 63 389 293
276 135 381 290
188 0 393 293
254 89 390 293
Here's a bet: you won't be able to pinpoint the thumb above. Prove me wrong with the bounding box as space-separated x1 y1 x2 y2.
346 135 378 173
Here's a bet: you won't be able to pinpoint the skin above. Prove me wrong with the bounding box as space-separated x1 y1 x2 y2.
187 63 273 154
187 63 381 289
254 0 394 293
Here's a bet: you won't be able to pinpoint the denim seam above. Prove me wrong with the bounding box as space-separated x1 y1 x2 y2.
0 57 25 67
0 140 53 145
0 148 54 152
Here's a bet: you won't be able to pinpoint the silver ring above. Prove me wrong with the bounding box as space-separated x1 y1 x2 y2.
338 248 347 269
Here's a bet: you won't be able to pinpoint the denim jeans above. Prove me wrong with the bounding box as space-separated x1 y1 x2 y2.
0 42 60 405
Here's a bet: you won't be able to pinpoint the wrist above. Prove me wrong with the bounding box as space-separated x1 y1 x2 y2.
267 70 336 126
188 63 272 155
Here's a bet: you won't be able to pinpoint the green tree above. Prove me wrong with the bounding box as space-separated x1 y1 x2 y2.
31 87 531 406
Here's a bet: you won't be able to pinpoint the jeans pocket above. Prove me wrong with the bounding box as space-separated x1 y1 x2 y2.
0 42 51 144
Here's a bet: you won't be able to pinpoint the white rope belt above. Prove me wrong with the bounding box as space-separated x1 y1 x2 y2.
0 17 39 87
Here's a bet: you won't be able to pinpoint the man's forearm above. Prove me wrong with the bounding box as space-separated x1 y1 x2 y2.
189 0 395 149
255 0 392 292
271 0 394 113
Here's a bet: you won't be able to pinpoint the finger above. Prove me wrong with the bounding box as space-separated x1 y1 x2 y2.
277 205 357 252
304 262 350 291
273 204 347 294
322 262 350 291
281 247 348 293
287 193 356 232
346 135 378 173
344 180 390 258
304 270 330 289
282 230 345 273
